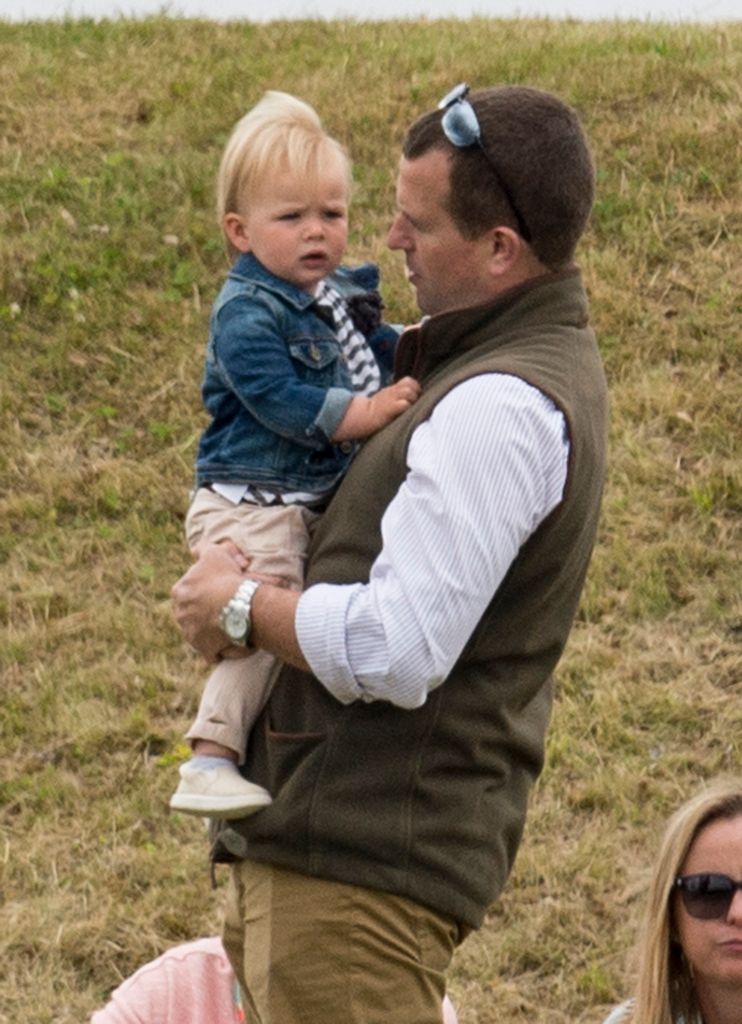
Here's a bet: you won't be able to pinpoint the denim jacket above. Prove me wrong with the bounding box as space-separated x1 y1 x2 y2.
195 253 399 494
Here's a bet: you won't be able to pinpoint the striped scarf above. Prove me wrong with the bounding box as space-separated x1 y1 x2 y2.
315 281 381 396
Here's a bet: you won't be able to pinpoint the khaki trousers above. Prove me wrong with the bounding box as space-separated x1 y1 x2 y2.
222 860 462 1024
183 488 319 759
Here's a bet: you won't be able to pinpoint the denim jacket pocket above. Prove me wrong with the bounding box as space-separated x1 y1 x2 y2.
288 338 343 374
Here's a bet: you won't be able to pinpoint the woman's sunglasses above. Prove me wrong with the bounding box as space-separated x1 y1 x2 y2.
674 873 742 920
438 82 532 243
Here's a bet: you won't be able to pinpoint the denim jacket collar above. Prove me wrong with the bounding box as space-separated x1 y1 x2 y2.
228 253 319 313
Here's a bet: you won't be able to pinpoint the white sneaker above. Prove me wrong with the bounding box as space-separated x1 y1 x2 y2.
169 762 272 819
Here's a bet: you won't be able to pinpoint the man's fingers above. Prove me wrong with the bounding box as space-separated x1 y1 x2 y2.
190 538 250 571
249 571 289 589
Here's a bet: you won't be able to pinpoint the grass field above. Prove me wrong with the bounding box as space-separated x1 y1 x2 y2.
1 14 740 1023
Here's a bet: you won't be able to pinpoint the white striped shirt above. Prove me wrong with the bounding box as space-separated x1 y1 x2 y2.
296 372 570 709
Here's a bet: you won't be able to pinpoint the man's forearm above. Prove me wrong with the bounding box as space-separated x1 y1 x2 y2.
251 584 308 671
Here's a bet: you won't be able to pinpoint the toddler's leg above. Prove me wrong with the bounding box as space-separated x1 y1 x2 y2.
185 654 278 759
170 655 278 819
172 494 318 820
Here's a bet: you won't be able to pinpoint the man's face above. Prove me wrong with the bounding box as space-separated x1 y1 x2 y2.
387 149 495 317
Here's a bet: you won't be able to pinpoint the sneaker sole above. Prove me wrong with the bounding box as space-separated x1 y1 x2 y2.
169 793 272 819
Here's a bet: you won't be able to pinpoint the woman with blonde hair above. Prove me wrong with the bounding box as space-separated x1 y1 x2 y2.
604 778 742 1024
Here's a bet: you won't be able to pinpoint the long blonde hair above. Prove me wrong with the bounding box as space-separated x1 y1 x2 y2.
630 779 742 1024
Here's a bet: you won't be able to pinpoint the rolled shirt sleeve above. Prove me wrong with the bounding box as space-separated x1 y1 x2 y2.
296 373 570 709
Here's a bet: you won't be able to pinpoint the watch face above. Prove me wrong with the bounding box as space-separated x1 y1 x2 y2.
224 605 247 640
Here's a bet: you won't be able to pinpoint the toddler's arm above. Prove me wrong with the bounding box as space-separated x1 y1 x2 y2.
331 376 421 442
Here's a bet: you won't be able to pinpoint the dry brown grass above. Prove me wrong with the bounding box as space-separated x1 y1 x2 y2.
1 14 740 1023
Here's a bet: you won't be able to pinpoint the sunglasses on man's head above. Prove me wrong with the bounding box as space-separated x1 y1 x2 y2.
674 873 742 920
437 82 532 242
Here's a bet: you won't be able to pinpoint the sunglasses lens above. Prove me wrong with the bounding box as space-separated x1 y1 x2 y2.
441 102 480 148
679 874 734 920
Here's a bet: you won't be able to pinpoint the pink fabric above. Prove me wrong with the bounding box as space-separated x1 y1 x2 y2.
91 937 240 1024
443 994 459 1024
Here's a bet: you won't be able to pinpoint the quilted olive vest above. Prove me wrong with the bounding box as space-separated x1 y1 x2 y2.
222 269 608 929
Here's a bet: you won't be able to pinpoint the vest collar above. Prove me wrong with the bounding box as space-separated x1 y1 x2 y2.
394 267 588 382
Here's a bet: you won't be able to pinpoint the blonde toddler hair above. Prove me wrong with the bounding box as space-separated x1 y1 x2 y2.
216 91 351 255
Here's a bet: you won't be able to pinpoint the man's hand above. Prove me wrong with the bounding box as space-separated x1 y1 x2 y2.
173 540 310 671
172 542 250 663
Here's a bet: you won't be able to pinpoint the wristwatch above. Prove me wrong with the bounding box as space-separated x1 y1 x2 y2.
219 579 260 646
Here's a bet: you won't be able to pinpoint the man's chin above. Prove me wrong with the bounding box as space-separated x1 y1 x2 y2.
416 294 440 317
411 284 430 315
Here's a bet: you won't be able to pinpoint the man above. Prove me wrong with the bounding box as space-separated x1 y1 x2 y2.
172 83 608 1024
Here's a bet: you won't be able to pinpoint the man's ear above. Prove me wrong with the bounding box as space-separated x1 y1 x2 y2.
224 213 251 254
487 226 522 275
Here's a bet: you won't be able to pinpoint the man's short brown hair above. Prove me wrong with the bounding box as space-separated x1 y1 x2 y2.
402 85 595 270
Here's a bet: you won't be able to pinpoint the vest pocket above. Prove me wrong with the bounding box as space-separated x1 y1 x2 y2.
262 721 326 799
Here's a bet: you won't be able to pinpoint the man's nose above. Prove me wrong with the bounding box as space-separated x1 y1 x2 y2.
387 216 407 250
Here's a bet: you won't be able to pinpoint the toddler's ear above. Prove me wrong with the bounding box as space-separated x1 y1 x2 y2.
224 213 251 253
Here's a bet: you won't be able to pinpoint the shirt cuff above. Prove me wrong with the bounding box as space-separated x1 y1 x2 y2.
310 387 354 443
295 582 364 704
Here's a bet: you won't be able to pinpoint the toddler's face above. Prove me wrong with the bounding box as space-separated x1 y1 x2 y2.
226 158 349 293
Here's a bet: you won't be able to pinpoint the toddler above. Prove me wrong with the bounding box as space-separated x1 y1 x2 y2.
170 92 419 819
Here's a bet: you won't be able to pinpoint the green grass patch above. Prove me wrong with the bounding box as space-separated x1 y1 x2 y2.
1 15 740 1024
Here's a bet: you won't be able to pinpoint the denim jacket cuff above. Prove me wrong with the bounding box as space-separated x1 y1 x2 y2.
310 386 354 442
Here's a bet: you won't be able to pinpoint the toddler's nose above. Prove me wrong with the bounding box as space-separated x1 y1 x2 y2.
304 216 324 239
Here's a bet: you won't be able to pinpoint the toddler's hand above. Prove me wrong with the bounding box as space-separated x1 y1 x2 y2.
331 377 421 442
369 376 421 428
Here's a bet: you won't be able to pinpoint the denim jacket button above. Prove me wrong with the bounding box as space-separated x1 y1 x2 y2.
309 343 322 362
339 441 354 454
